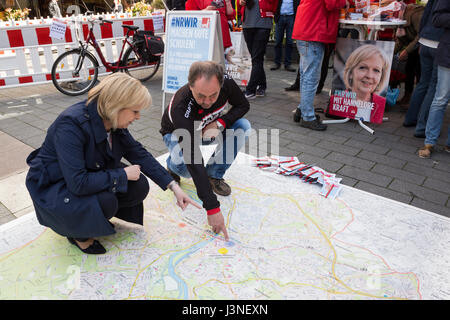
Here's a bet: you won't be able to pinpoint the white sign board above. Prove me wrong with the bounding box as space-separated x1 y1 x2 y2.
151 11 165 31
162 10 224 96
49 18 67 40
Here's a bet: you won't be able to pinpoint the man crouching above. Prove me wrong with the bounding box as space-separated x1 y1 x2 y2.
160 61 251 241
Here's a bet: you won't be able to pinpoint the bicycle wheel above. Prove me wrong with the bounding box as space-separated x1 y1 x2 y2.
121 46 160 82
52 49 99 96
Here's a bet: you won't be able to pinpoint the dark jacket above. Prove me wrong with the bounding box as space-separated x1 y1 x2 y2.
167 0 186 10
432 0 450 68
26 100 173 239
274 0 300 23
394 4 425 54
419 0 443 42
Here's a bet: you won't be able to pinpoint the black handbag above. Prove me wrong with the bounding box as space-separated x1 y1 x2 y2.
133 31 164 63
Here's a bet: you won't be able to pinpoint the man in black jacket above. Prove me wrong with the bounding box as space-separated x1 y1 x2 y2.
160 61 251 240
418 0 450 158
270 0 300 72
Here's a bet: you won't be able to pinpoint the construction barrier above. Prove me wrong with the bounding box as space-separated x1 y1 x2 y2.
0 13 164 89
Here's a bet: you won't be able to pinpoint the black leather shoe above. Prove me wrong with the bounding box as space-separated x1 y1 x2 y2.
68 237 106 254
270 64 281 71
285 65 296 72
403 122 417 128
293 108 302 122
285 84 299 91
300 115 327 131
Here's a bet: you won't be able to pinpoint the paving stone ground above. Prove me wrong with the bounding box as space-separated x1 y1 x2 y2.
0 60 449 224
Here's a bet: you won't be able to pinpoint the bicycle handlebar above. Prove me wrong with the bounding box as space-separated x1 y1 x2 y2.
98 16 113 24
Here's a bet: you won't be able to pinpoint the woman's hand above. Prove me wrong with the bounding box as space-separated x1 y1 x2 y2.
239 0 246 6
170 182 202 211
124 165 141 181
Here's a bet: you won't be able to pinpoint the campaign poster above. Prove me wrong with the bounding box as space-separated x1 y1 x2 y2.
328 38 395 124
225 31 252 87
164 14 214 93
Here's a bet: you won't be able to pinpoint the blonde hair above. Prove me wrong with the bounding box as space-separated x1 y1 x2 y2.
87 73 152 130
343 44 390 94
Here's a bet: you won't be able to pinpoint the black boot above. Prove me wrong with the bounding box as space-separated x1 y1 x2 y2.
293 108 302 122
285 68 300 91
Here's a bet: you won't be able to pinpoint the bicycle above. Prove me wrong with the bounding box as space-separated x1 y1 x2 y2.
51 15 161 96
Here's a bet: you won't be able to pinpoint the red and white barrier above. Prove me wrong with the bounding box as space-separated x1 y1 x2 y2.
0 14 164 89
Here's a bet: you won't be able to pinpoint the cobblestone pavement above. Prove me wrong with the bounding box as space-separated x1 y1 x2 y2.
0 62 449 226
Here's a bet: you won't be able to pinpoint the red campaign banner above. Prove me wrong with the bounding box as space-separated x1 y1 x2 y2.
327 38 395 124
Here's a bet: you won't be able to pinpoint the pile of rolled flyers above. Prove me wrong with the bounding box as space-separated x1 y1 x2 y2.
251 156 343 200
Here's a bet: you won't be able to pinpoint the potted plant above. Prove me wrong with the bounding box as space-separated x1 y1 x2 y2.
4 7 31 21
126 1 153 16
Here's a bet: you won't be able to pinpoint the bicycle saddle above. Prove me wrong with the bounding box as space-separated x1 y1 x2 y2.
122 25 139 31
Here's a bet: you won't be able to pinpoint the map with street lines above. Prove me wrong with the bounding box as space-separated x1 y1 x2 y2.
1 152 449 299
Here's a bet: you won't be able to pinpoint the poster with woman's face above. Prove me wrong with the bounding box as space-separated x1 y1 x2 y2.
328 38 394 124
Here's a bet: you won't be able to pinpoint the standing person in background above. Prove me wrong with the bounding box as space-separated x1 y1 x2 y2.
48 0 62 17
402 0 443 138
418 0 450 158
270 0 300 72
394 3 425 108
291 0 346 131
186 0 236 50
168 0 187 10
114 0 123 12
238 0 279 99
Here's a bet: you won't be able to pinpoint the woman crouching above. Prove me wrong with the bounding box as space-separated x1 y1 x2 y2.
25 73 200 254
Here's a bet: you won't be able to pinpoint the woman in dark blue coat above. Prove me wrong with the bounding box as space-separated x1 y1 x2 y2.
25 73 200 254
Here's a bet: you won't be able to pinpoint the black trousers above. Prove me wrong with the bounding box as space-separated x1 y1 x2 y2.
405 48 421 94
75 174 149 241
291 43 334 90
318 43 335 90
243 28 271 92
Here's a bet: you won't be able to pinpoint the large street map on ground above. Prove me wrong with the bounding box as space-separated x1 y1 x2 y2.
1 153 449 299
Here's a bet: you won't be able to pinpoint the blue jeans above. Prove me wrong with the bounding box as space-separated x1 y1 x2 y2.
274 15 295 67
424 65 450 147
296 40 325 121
163 118 251 180
404 45 438 128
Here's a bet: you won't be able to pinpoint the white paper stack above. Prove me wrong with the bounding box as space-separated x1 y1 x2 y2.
251 156 343 199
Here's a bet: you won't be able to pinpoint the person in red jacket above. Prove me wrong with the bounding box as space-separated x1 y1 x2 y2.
185 0 236 50
291 0 347 131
